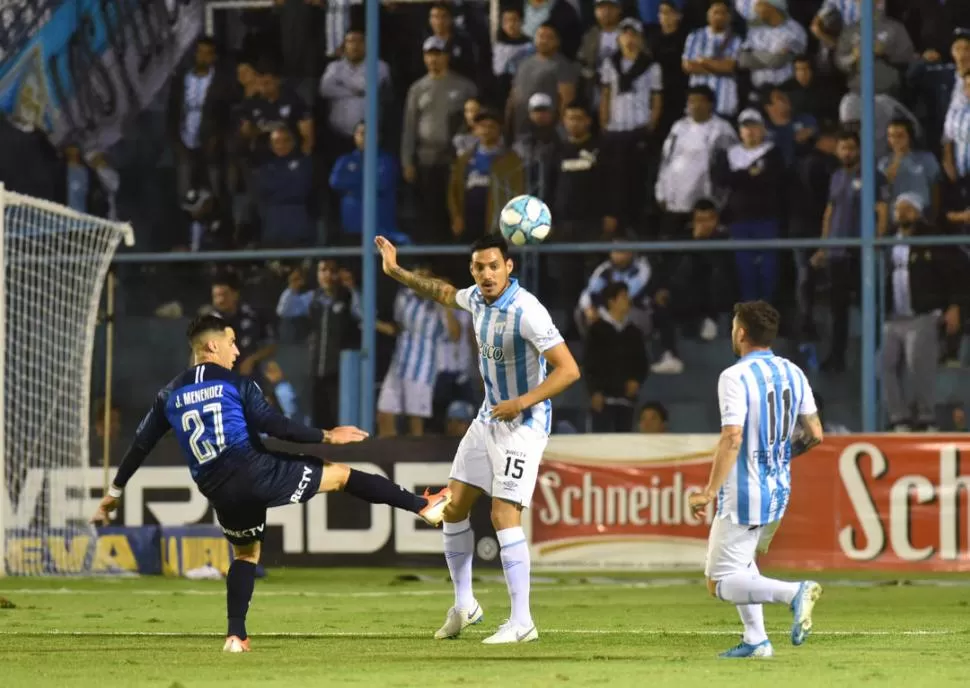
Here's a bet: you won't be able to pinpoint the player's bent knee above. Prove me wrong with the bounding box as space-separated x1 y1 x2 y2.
235 542 261 564
319 461 351 493
443 479 480 522
490 498 523 531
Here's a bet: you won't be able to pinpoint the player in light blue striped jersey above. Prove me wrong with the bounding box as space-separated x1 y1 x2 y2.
376 233 581 645
377 263 459 437
689 301 824 658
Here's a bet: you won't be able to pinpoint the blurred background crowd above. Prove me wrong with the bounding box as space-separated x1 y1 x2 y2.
3 0 970 442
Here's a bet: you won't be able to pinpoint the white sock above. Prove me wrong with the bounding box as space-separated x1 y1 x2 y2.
442 519 475 610
497 526 533 628
737 605 767 644
716 570 800 606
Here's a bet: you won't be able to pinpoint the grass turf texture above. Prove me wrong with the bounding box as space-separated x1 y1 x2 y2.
2 568 969 687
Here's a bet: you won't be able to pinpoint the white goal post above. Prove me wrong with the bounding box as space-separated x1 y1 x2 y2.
0 185 134 576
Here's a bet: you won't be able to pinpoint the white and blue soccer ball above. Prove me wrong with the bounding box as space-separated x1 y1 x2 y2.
498 195 552 246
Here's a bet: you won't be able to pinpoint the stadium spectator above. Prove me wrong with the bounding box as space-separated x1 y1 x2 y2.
576 244 652 339
637 401 669 433
577 0 623 108
513 93 562 199
519 0 583 61
712 108 786 303
318 30 392 164
263 360 301 421
838 91 920 161
255 127 314 247
676 199 734 341
738 0 808 93
784 56 841 126
492 8 535 103
167 36 233 199
950 31 970 109
182 188 232 251
276 260 361 428
85 151 120 221
763 86 817 168
448 109 525 239
507 23 579 140
239 61 313 165
329 122 401 246
206 271 277 378
882 193 966 431
648 1 689 139
63 143 110 217
585 281 647 432
550 102 606 242
878 118 941 217
835 3 914 97
789 126 839 342
682 0 742 120
943 72 970 189
599 18 663 229
445 400 477 437
432 288 476 431
655 85 737 238
811 130 890 372
401 36 478 245
93 398 122 441
948 403 968 432
376 267 458 437
453 97 482 156
424 2 480 81
908 2 970 62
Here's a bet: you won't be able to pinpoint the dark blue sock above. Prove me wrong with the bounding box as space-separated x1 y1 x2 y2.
343 469 427 513
226 559 257 639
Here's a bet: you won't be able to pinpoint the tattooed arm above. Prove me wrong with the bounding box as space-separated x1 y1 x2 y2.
375 236 458 308
791 412 824 458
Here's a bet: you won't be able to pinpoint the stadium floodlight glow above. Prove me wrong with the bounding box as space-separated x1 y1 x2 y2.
0 186 133 576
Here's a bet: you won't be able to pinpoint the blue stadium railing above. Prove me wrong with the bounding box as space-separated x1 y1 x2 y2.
112 234 970 433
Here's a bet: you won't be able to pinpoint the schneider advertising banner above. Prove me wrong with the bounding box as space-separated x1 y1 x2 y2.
531 434 970 572
0 0 203 148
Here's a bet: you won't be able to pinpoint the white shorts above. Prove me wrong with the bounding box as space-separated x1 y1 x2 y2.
450 420 548 507
376 374 433 418
704 516 781 580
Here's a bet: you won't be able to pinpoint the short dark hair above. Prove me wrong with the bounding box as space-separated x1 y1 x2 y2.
837 129 861 146
564 101 592 117
537 21 559 34
887 117 914 139
602 281 629 305
708 0 730 8
686 85 715 103
641 402 668 423
793 53 812 66
187 314 230 344
501 6 522 17
212 271 241 292
470 234 510 260
197 36 217 50
430 1 453 14
693 198 718 214
733 301 780 347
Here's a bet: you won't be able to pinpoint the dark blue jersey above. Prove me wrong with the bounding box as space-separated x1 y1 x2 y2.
113 363 323 489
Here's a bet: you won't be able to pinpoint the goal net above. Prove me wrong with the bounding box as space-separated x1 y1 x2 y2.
0 186 134 576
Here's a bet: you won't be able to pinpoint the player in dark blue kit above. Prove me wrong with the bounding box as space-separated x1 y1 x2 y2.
91 315 452 653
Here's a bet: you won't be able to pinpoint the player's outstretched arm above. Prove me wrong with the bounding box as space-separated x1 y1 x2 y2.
91 395 172 524
792 413 824 458
375 235 458 308
242 380 368 444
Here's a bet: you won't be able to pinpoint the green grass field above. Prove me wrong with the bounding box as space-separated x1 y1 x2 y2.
2 568 969 687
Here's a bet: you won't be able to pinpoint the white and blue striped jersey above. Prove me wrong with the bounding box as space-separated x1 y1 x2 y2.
436 309 474 378
716 350 817 527
734 0 758 23
389 289 447 385
819 0 862 26
683 28 742 116
455 279 564 433
743 19 807 88
944 99 970 179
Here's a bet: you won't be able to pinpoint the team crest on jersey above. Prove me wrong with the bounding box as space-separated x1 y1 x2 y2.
480 342 504 361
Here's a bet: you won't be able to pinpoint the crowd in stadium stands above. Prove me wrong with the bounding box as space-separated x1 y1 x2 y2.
3 0 970 434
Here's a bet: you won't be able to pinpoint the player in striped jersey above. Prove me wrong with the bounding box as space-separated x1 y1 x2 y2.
376 233 581 644
944 73 970 184
377 265 459 437
689 301 824 658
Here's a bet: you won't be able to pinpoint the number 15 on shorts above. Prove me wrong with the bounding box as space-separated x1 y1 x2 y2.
504 456 525 479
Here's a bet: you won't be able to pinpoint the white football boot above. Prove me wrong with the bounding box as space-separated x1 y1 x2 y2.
481 619 539 645
434 602 484 639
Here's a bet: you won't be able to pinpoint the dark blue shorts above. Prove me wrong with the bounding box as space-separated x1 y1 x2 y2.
209 450 324 546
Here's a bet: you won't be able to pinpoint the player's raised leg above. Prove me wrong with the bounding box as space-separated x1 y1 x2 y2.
316 455 452 526
435 479 486 639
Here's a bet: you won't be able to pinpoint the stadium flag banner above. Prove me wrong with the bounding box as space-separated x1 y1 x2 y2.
0 0 203 148
532 435 970 572
5 526 161 575
160 526 232 577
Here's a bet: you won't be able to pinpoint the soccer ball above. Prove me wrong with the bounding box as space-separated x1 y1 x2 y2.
499 195 552 246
